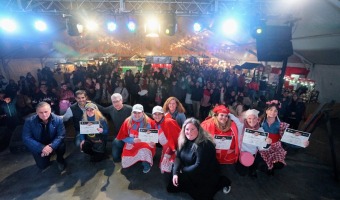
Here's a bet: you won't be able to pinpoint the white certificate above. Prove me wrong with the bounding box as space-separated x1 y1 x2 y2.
138 128 159 143
79 121 100 134
214 135 233 150
242 128 268 147
281 128 310 148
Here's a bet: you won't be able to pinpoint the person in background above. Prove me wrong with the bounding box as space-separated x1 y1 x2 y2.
22 102 66 171
285 94 306 130
79 103 109 162
32 83 59 114
151 106 181 173
116 104 156 173
163 97 186 128
100 93 132 163
201 105 239 165
59 83 75 115
114 80 129 104
0 94 20 129
167 118 231 199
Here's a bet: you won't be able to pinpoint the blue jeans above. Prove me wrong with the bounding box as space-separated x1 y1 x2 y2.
74 131 81 147
112 139 125 162
32 141 66 169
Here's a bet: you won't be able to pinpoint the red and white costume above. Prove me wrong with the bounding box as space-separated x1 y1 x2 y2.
116 117 156 168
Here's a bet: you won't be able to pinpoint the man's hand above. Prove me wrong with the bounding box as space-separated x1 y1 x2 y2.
172 175 179 187
41 145 53 157
80 140 85 150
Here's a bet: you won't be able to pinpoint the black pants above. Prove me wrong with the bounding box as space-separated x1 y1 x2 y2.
167 174 230 200
82 140 106 161
32 141 65 170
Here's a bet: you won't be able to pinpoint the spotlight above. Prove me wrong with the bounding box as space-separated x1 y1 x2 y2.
34 20 47 31
86 20 98 31
164 14 177 36
193 23 202 32
0 18 17 32
256 28 262 34
144 16 160 37
222 19 238 35
107 22 117 32
127 21 136 32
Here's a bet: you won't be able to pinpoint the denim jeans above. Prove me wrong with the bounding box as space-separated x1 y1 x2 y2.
32 141 66 169
112 139 125 162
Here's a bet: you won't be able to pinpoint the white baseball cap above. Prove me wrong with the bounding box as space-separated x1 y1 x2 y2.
132 104 144 112
152 106 164 114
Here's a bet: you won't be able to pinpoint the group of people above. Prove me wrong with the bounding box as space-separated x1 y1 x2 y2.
21 89 308 200
0 61 309 199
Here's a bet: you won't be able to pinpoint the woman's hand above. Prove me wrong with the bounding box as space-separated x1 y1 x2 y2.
172 175 179 187
97 128 103 133
133 138 141 143
80 140 85 150
265 137 272 144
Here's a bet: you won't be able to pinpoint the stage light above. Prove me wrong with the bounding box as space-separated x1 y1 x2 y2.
107 22 117 32
34 20 47 31
144 16 160 37
256 28 262 34
86 20 98 32
193 23 202 32
222 19 238 35
127 21 136 32
0 18 17 32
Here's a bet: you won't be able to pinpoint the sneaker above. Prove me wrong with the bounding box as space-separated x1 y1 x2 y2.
142 164 151 173
223 186 231 194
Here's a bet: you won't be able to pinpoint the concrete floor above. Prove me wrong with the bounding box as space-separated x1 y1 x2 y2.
1 120 340 200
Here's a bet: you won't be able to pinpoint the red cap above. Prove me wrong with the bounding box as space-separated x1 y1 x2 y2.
213 105 230 114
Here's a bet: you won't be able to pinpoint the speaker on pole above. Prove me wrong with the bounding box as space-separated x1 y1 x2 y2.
255 25 293 61
66 18 80 36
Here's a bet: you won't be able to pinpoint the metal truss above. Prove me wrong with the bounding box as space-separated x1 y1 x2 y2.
2 0 275 17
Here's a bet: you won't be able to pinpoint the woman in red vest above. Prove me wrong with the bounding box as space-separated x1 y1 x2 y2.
201 105 239 164
151 106 181 173
116 104 156 173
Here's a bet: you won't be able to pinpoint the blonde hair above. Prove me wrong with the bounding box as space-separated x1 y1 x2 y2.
83 109 107 123
163 96 186 113
178 118 215 151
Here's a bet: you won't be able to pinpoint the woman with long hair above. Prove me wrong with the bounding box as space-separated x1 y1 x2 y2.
201 105 239 164
116 104 156 173
80 102 109 162
167 118 231 199
163 96 186 127
151 106 181 173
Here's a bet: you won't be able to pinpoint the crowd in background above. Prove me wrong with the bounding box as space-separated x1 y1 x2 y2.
0 61 306 130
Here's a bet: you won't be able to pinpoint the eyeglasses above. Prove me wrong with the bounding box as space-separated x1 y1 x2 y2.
112 100 121 104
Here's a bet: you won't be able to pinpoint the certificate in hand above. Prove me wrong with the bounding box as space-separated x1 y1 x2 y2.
214 135 233 150
281 128 310 148
242 128 268 147
138 128 159 143
80 121 100 134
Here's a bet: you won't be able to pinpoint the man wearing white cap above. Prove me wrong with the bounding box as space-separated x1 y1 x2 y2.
116 104 156 173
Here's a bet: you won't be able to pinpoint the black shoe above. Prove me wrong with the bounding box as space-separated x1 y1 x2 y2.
273 162 284 170
57 160 66 171
267 169 274 176
249 170 257 178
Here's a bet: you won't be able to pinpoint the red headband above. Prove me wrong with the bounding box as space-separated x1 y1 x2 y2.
213 105 230 114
